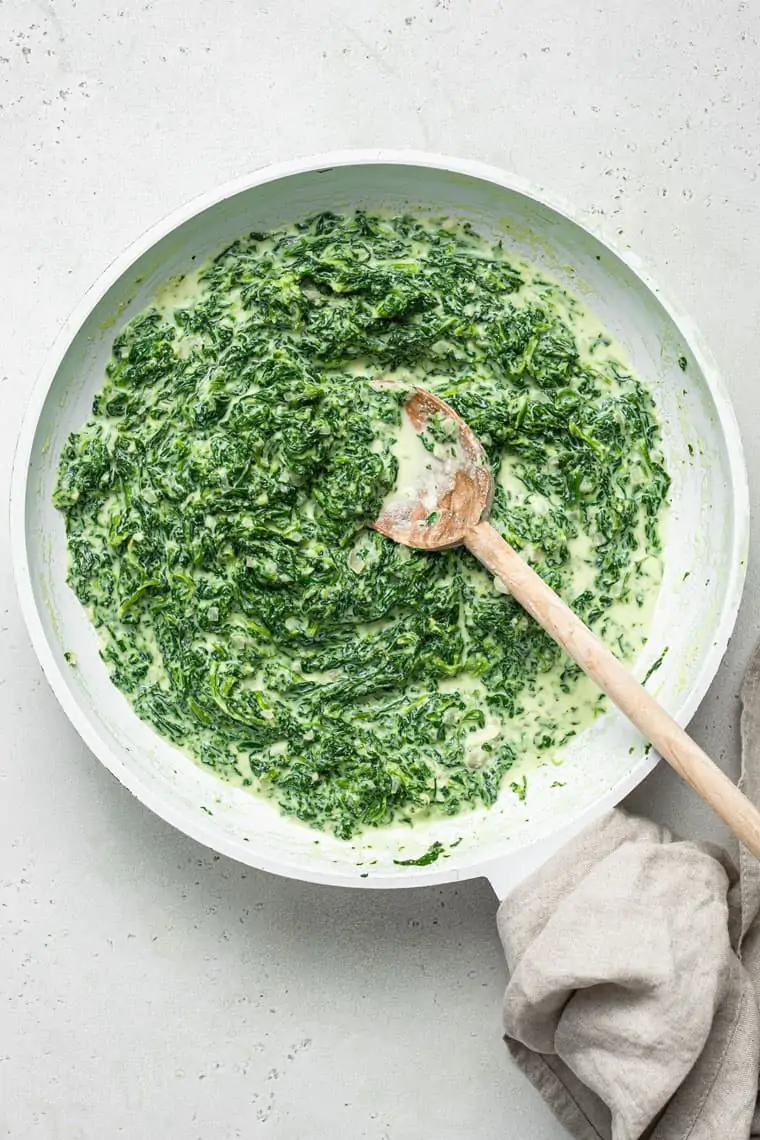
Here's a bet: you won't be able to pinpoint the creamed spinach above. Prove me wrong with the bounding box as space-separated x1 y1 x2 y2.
54 212 669 838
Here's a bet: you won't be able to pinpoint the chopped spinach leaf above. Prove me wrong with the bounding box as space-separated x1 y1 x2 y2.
394 840 446 866
643 647 669 685
510 774 529 802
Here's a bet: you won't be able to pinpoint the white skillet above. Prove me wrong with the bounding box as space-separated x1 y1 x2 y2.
10 151 749 897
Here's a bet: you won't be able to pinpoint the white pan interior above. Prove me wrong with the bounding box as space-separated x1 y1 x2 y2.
12 152 749 892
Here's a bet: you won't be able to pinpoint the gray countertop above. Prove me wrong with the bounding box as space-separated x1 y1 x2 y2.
2 1 758 1135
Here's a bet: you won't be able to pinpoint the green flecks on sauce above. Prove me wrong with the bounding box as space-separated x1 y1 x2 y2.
53 211 670 840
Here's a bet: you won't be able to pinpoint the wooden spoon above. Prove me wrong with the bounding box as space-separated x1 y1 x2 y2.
373 387 760 857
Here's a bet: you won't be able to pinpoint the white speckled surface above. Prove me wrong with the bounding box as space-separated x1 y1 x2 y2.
2 1 759 1136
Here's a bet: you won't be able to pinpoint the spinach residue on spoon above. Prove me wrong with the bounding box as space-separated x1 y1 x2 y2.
53 211 670 839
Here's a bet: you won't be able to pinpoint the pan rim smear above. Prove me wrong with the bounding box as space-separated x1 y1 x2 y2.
10 150 750 896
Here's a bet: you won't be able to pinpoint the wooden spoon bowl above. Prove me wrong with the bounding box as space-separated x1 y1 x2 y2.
373 388 493 549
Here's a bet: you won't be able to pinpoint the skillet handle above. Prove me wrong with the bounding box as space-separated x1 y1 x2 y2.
466 520 760 860
482 820 588 900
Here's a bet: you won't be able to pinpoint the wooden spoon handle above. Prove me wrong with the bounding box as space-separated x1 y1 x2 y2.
466 519 760 858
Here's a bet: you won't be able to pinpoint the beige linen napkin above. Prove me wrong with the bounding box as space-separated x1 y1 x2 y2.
497 644 760 1140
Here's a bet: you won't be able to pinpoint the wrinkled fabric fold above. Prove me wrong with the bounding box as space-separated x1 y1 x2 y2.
498 643 760 1139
